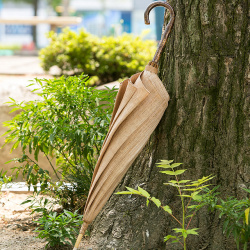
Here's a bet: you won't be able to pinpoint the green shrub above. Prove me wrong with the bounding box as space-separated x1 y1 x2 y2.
35 210 83 249
198 188 250 250
39 28 156 83
39 29 94 75
2 74 116 210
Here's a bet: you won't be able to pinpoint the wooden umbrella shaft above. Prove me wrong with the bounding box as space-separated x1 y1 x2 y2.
73 222 89 249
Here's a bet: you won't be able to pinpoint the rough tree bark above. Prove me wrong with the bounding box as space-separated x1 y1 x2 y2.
89 0 249 249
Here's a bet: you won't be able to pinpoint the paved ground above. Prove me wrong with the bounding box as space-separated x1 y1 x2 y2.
0 74 51 105
0 56 119 106
0 56 59 75
0 55 57 105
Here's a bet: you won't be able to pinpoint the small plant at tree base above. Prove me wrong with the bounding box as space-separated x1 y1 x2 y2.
197 187 250 250
116 160 214 250
35 209 83 249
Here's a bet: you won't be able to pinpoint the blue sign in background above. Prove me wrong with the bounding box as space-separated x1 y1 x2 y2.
5 25 32 35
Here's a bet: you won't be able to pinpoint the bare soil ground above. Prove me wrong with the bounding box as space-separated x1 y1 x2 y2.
0 192 93 250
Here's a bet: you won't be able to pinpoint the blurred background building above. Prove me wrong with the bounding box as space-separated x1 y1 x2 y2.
0 0 164 49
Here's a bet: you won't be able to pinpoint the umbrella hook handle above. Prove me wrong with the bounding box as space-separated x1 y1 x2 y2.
144 1 175 68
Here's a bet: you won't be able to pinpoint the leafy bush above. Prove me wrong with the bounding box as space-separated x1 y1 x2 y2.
198 188 250 250
35 210 83 249
39 29 94 75
2 74 116 210
39 28 156 83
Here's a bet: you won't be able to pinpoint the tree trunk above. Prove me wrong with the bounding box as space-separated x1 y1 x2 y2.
89 0 249 249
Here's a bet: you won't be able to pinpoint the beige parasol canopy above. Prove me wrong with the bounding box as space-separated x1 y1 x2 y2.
74 1 175 249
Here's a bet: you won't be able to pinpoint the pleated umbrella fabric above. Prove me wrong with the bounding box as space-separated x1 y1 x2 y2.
81 64 169 229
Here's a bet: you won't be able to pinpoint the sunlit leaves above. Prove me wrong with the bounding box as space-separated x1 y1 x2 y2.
160 169 187 176
138 187 150 198
245 208 249 225
163 205 172 214
39 28 157 84
151 197 161 208
116 160 218 249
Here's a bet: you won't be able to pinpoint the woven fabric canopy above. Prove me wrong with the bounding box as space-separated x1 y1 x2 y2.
74 2 175 249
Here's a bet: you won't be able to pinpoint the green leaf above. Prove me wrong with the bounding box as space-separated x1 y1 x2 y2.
126 187 141 195
20 199 32 205
183 184 211 192
178 194 191 198
115 191 133 195
26 165 33 181
178 180 191 184
172 228 189 239
156 160 173 168
164 235 177 242
164 182 184 187
160 170 176 175
223 220 230 233
138 187 150 198
170 163 183 168
156 164 172 169
192 195 202 202
160 169 186 176
245 208 249 225
157 160 174 165
146 199 149 207
241 188 250 194
151 197 161 208
173 228 183 233
168 180 178 184
186 228 199 236
163 205 172 214
64 210 74 218
34 146 39 161
188 175 214 186
174 169 187 175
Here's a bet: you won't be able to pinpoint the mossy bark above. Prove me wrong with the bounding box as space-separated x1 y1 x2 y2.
89 0 249 249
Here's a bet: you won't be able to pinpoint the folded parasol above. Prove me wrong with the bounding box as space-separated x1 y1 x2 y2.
74 2 175 249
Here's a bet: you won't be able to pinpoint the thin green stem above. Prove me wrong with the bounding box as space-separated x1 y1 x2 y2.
186 207 199 230
175 174 186 250
184 197 192 214
243 242 247 250
159 203 182 226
